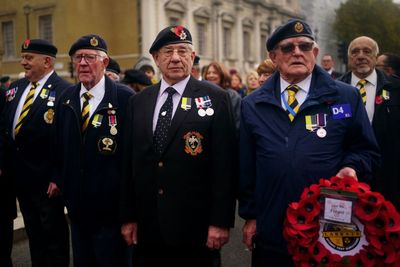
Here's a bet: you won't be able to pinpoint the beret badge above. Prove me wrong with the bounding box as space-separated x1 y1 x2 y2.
171 25 187 40
294 22 304 33
23 39 30 49
90 37 99 47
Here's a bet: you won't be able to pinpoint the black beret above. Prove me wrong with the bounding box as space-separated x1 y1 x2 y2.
122 69 152 86
0 76 10 83
106 58 121 74
194 55 200 65
149 25 192 54
21 39 57 57
266 19 314 51
69 34 107 56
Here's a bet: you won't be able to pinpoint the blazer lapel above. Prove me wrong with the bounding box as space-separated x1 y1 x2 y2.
7 79 30 131
146 85 161 145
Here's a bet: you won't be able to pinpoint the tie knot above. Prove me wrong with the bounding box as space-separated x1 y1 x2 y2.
357 79 367 86
81 92 93 101
31 82 39 89
287 84 300 94
165 87 176 96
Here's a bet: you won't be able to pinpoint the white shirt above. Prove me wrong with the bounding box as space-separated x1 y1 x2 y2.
280 74 312 109
79 76 106 118
152 75 190 132
351 70 377 123
12 70 54 138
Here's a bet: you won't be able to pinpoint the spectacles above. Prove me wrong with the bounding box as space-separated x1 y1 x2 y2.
160 47 191 57
71 54 103 64
276 42 314 54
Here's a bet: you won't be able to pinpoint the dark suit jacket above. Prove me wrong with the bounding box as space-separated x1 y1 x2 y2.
120 76 237 246
55 76 134 226
0 72 70 195
331 70 343 80
339 70 400 209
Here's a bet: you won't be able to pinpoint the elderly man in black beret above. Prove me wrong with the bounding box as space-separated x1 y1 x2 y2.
105 57 121 82
54 34 134 267
120 25 237 267
238 19 380 266
0 39 70 267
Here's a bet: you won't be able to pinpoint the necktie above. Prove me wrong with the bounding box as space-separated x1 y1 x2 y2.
153 87 176 154
81 92 93 132
286 84 300 122
357 79 367 105
15 82 39 135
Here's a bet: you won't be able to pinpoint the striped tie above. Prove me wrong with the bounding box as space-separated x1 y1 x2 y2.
81 92 93 132
15 82 39 135
357 79 367 105
286 84 300 122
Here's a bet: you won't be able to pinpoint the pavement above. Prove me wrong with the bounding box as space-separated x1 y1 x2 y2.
12 205 251 267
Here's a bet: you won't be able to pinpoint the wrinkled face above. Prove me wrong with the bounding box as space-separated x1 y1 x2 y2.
269 36 318 84
72 49 109 89
152 44 195 85
321 55 334 71
205 65 222 86
20 52 50 82
231 75 242 89
247 74 260 89
348 37 377 79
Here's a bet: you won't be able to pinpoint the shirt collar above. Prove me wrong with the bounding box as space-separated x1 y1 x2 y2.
159 75 190 97
351 70 377 87
80 76 105 99
280 73 312 94
33 70 54 88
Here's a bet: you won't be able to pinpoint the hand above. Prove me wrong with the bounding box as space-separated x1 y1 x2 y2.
47 182 61 198
242 219 256 250
206 226 229 250
121 223 137 245
336 167 358 180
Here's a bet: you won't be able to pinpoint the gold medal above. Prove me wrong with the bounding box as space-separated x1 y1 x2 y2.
44 109 54 124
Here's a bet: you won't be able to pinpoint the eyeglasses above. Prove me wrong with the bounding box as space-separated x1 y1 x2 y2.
160 47 191 58
71 54 103 64
276 42 314 54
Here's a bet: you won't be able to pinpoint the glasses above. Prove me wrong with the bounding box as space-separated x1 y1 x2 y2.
71 54 103 64
160 47 191 58
350 48 374 57
276 42 314 54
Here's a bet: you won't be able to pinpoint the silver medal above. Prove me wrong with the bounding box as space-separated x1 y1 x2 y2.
198 109 206 117
317 128 327 138
110 126 118 135
206 108 214 116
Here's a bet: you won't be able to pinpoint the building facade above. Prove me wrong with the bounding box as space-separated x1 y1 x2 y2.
0 0 301 80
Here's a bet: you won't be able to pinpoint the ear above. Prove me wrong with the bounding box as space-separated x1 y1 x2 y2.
269 51 277 63
152 52 161 68
103 56 110 69
312 46 319 58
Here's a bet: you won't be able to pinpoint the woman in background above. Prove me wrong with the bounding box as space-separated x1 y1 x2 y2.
245 71 260 95
256 59 276 85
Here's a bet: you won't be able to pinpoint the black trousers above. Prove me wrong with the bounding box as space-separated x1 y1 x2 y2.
17 190 69 267
251 240 295 267
134 243 220 267
0 218 13 267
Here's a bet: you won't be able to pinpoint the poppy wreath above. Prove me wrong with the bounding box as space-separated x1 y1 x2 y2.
283 176 400 267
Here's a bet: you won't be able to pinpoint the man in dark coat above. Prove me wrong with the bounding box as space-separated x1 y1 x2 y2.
338 36 400 210
321 54 342 79
120 25 237 267
0 39 70 267
239 20 380 266
54 34 134 267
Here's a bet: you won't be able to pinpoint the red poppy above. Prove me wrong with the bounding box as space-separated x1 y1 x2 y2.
23 38 30 47
376 95 383 105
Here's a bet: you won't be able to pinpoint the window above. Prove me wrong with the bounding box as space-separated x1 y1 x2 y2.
196 23 206 55
2 21 15 59
39 15 53 42
243 31 250 59
223 27 232 58
260 34 267 59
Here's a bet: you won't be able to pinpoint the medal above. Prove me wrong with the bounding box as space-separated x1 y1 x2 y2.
317 128 327 138
108 109 118 135
92 114 103 128
206 108 214 116
40 89 49 99
110 125 118 135
181 97 192 111
198 109 206 117
44 109 54 124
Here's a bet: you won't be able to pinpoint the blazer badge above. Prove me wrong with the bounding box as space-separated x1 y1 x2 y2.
183 131 203 156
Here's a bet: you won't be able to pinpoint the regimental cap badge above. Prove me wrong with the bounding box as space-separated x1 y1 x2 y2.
90 37 99 47
294 22 304 33
23 39 30 49
171 25 187 40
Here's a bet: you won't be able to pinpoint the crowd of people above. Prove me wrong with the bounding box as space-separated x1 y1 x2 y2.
0 18 399 267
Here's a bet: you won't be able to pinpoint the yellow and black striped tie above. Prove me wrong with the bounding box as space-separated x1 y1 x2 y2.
15 82 39 135
357 79 367 105
81 92 93 132
286 84 300 122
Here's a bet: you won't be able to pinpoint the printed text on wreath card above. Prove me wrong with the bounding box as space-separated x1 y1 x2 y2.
324 198 353 223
